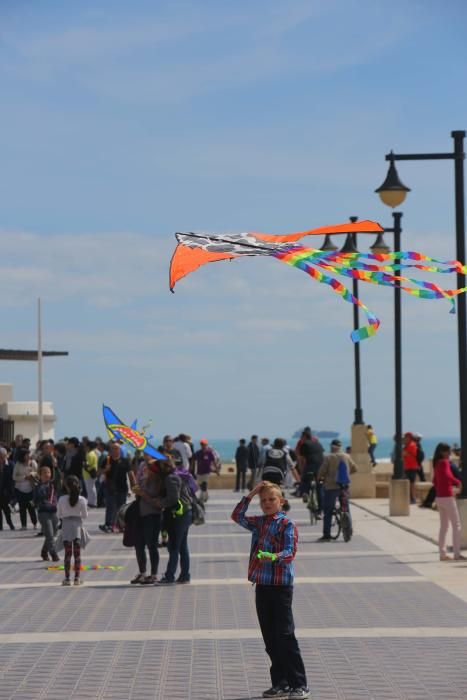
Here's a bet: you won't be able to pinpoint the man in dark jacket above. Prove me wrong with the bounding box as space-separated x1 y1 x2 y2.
0 447 15 530
234 439 249 492
247 435 260 489
299 429 324 512
99 442 134 533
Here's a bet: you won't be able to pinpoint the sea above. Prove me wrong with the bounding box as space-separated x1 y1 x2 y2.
204 436 460 464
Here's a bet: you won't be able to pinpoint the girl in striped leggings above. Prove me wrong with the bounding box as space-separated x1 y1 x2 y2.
57 476 88 585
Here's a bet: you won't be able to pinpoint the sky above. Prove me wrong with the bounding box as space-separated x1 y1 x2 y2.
0 0 466 441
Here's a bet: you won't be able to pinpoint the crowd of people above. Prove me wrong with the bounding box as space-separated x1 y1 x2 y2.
0 432 221 585
234 429 357 542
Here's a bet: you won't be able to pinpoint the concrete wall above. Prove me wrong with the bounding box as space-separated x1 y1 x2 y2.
0 384 56 443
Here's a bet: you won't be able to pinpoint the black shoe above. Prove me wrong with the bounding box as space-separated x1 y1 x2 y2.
262 686 290 698
158 576 175 585
176 576 191 584
317 536 331 542
51 553 60 562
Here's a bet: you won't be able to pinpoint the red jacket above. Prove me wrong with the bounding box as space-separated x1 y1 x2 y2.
433 459 461 497
403 441 418 470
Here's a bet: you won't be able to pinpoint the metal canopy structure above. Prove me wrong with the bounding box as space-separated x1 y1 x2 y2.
0 350 68 361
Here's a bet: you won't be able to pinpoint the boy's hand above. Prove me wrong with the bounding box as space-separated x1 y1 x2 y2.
257 550 277 562
247 481 265 499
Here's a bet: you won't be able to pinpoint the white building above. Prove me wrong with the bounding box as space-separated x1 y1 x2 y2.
0 384 56 444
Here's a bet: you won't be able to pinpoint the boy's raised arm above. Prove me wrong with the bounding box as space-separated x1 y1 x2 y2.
231 482 263 530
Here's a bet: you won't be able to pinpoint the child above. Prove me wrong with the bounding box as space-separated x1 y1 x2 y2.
231 481 309 699
57 475 88 586
34 466 59 562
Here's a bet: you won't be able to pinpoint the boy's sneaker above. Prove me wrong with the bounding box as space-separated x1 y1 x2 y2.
62 578 71 586
158 576 174 585
73 578 82 586
288 688 310 699
263 686 290 698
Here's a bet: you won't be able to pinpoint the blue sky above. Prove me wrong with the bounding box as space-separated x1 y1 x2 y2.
0 0 466 441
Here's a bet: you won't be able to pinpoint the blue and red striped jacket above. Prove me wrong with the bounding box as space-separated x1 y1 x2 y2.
231 496 297 586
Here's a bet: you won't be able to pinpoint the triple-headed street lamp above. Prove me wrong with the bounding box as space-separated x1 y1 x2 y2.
375 131 466 495
320 218 393 481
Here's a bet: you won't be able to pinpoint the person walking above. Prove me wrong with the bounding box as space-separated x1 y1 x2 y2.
158 459 194 584
247 435 260 489
83 441 98 507
432 442 465 561
57 475 88 585
99 442 134 533
403 432 419 504
231 481 309 699
12 448 38 530
0 447 15 530
366 425 378 467
34 466 59 561
193 439 217 503
261 438 296 487
413 433 425 482
298 429 324 511
234 439 249 492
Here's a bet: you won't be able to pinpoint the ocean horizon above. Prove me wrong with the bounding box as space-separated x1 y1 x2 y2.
199 435 460 463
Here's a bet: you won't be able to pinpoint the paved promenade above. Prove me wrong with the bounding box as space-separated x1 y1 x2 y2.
1 492 467 699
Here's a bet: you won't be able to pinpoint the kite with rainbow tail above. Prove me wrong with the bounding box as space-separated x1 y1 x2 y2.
170 222 467 342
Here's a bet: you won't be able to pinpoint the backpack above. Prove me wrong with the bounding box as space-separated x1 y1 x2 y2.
262 448 287 482
336 458 350 486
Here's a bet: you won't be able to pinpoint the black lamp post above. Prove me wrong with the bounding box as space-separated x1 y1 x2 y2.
376 131 466 491
321 218 391 429
382 212 404 479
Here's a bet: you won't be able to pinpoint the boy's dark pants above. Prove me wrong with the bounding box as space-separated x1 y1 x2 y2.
255 584 307 689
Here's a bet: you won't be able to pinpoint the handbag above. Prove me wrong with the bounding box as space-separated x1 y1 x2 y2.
191 497 205 526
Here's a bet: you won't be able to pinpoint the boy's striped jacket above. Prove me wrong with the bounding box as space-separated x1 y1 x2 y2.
231 497 297 586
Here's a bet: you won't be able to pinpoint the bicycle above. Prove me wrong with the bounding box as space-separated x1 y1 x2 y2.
329 485 353 542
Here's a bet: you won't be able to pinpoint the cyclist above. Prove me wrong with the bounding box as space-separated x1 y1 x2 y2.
298 429 324 514
316 439 357 542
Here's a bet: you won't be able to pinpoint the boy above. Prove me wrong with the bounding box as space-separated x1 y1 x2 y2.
231 481 309 699
34 465 59 562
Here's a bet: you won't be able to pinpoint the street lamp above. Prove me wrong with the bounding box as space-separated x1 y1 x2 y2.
382 213 404 482
321 219 390 456
376 131 467 497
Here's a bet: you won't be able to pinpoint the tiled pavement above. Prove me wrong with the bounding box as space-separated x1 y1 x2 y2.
1 492 467 699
